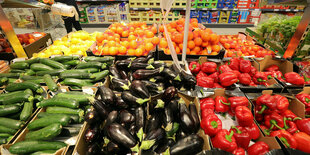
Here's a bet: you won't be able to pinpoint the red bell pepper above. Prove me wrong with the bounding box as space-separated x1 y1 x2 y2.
235 106 254 127
264 71 273 79
249 81 257 86
247 141 269 155
196 71 208 79
238 73 252 86
232 70 241 78
239 59 251 73
201 114 222 137
197 76 214 88
284 72 305 85
232 147 245 155
211 129 237 153
249 66 257 77
283 110 297 120
201 109 214 118
228 57 240 71
200 98 215 111
264 112 285 130
264 64 279 72
201 62 217 74
253 72 268 85
219 72 238 87
270 130 297 149
306 107 310 116
295 118 310 135
189 61 201 74
255 107 264 122
304 74 310 84
273 95 289 113
294 132 310 153
285 120 298 134
208 72 219 83
296 93 310 107
272 71 285 81
260 125 270 136
244 122 260 140
228 96 249 114
215 96 230 113
230 126 250 149
256 94 275 114
213 83 224 88
219 65 233 73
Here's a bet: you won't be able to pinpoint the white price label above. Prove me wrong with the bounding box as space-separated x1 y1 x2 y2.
61 89 67 92
145 8 150 10
133 8 138 10
83 88 94 95
274 9 279 11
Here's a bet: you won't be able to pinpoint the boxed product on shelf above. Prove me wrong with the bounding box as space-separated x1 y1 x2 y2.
86 6 98 23
238 10 250 23
237 0 249 9
217 0 237 9
173 0 187 8
3 8 35 29
228 10 239 23
208 11 220 23
219 11 230 23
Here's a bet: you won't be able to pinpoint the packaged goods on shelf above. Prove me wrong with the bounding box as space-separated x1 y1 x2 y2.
86 6 98 23
3 8 35 29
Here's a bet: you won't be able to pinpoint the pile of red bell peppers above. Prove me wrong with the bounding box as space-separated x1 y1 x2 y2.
254 94 310 153
296 93 310 116
190 57 310 88
200 96 270 155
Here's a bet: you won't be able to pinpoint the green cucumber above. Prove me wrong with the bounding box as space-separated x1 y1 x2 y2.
61 78 93 87
56 92 93 104
20 75 43 81
37 112 80 123
5 81 43 93
36 69 65 76
25 69 36 76
62 69 88 74
50 55 79 62
0 77 8 86
0 73 20 78
30 63 54 72
3 92 33 105
24 58 41 65
7 112 21 119
43 74 58 92
28 114 71 130
40 58 66 69
84 56 114 63
0 133 12 138
31 150 57 155
62 60 81 66
70 86 81 90
0 138 6 144
46 106 84 117
8 78 18 83
20 102 33 121
26 79 45 84
10 62 29 70
25 123 62 140
76 62 105 69
34 95 44 102
82 68 99 73
0 104 21 116
60 72 92 79
9 140 66 154
37 97 79 109
91 70 109 81
0 90 29 103
0 125 17 134
10 69 26 73
0 117 23 129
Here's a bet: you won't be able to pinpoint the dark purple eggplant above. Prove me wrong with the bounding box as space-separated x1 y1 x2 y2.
145 51 155 61
121 91 149 106
109 66 121 79
110 76 130 91
92 100 109 120
145 114 161 133
130 80 150 99
132 67 163 80
97 86 116 104
128 72 134 82
141 80 164 92
84 125 100 143
128 123 136 136
115 60 130 71
162 86 177 103
135 106 145 134
86 143 101 155
130 62 155 70
140 128 165 150
162 68 181 82
119 110 135 126
149 75 165 83
163 107 174 131
119 70 129 81
107 141 121 154
189 103 200 132
170 134 204 155
115 96 129 109
107 123 137 149
105 111 118 128
176 130 188 141
167 99 179 119
179 103 195 134
180 70 196 90
155 138 176 154
85 111 99 125
132 57 148 64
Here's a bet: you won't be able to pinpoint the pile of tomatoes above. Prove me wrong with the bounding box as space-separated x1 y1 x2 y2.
158 18 222 55
220 35 275 58
17 32 46 46
93 22 159 56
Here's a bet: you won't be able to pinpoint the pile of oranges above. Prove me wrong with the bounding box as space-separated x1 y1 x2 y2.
93 22 159 56
158 18 221 55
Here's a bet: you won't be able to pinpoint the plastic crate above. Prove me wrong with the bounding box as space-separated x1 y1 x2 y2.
205 2 218 8
174 0 187 8
192 0 198 8
196 0 206 8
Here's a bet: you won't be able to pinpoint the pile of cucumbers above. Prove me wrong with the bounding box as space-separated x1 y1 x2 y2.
8 91 94 154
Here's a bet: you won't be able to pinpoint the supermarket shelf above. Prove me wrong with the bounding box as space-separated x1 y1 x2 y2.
76 0 128 2
81 23 254 28
1 0 45 8
81 23 112 28
129 7 304 12
130 8 185 11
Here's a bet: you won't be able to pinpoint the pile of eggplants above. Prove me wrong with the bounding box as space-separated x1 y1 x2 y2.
83 85 204 155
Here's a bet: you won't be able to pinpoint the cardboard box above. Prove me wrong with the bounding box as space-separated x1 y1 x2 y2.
23 33 53 58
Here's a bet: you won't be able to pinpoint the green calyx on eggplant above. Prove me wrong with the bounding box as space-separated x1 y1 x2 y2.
109 66 121 79
141 80 164 92
166 123 180 137
140 128 165 150
132 67 164 80
97 86 116 105
180 70 196 90
179 103 195 134
152 61 165 69
130 80 150 99
130 62 155 70
170 134 204 155
115 60 131 71
162 68 181 82
149 76 165 83
84 125 100 143
85 110 99 125
189 103 200 133
107 123 137 149
119 110 135 127
162 86 177 103
91 99 109 120
110 76 130 91
121 91 149 106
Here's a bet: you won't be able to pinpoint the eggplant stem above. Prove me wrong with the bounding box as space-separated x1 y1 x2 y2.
140 139 156 150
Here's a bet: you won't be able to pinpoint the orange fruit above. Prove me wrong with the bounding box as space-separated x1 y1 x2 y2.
186 48 190 54
102 46 109 55
159 25 164 33
174 33 183 44
107 36 114 41
193 46 201 53
151 27 157 34
129 40 138 49
175 47 181 54
135 48 143 56
194 37 202 46
121 31 129 37
107 41 116 47
119 46 127 55
191 22 198 28
116 27 123 35
193 30 201 38
188 32 194 40
201 32 211 42
138 45 145 53
191 18 198 23
212 45 221 52
201 49 208 55
122 41 130 49
187 41 195 50
211 52 218 55
164 49 171 54
202 42 209 47
159 39 168 49
151 37 160 45
137 30 144 36
110 27 117 33
179 43 183 50
128 35 136 42
190 50 197 55
96 34 104 43
170 21 177 28
145 43 154 52
128 49 135 55
210 34 218 42
205 28 213 34
177 18 185 25
146 31 154 38
109 47 118 55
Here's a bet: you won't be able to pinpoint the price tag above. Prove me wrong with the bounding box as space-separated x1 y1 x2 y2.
133 8 138 10
274 9 279 11
212 8 216 10
145 8 150 10
61 89 67 92
202 8 208 10
83 88 94 95
223 8 228 10
294 9 299 12
286 9 290 11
